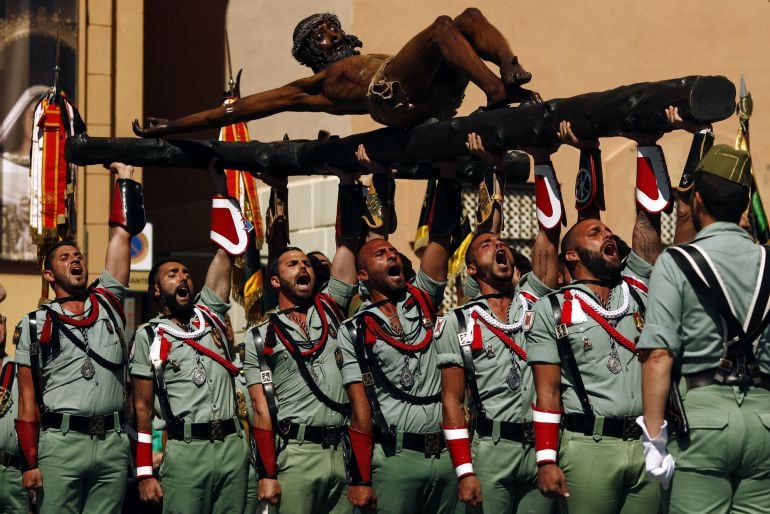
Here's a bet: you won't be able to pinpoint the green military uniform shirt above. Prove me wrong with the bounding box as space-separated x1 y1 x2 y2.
526 252 651 417
0 358 19 455
14 270 128 415
130 286 236 424
638 222 770 373
435 272 552 423
338 270 446 434
242 276 356 427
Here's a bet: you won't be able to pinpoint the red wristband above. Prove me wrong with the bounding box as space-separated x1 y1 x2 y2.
348 426 373 485
442 425 474 479
532 404 561 465
252 427 278 479
14 420 39 469
135 431 153 478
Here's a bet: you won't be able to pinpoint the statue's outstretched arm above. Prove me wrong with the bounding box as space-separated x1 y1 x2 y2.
133 74 332 137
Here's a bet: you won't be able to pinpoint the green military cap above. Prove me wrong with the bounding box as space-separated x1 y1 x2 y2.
695 144 752 187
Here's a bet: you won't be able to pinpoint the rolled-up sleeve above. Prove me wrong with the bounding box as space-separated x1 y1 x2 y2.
525 296 561 365
434 314 462 368
637 253 683 355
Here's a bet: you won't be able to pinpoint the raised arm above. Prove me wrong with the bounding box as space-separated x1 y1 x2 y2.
420 163 459 283
626 131 666 264
105 163 145 286
523 140 563 290
133 74 333 137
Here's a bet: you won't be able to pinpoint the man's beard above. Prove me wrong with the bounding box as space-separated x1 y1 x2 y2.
576 246 622 280
305 34 362 72
160 290 195 316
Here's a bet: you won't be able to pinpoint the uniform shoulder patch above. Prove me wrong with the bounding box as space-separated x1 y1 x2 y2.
433 316 446 337
12 324 21 346
523 310 535 332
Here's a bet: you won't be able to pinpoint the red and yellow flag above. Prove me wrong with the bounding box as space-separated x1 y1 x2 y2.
220 97 266 324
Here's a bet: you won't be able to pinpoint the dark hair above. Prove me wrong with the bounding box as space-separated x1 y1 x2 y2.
43 240 80 270
148 258 186 288
464 231 495 266
292 14 362 72
694 172 749 223
308 252 330 292
267 246 305 278
511 249 532 275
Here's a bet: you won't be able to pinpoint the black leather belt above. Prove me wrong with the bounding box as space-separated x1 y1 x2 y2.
167 418 239 442
563 413 642 440
685 369 770 390
379 431 445 456
0 451 19 468
475 417 533 443
281 423 344 447
42 411 124 437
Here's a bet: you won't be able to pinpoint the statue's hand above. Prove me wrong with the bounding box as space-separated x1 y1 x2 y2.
132 117 170 137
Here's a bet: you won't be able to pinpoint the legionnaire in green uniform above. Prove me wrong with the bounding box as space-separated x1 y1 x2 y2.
241 169 360 514
527 133 667 514
437 231 558 514
638 145 770 514
131 174 252 514
338 166 459 514
243 243 357 513
1 315 27 514
436 130 578 514
14 162 145 514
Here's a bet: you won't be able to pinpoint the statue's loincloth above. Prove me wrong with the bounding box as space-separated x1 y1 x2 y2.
365 58 464 129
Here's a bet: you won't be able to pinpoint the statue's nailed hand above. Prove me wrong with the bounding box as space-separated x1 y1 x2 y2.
132 117 170 137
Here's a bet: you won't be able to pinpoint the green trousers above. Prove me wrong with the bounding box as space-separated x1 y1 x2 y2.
373 442 458 514
558 428 660 514
244 464 258 514
38 427 129 514
665 383 770 514
0 464 27 514
265 439 347 514
465 435 555 514
159 430 249 514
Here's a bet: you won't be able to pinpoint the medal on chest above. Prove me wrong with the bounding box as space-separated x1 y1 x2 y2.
399 355 415 390
506 356 521 390
81 356 96 380
192 355 207 386
0 387 12 417
606 341 622 375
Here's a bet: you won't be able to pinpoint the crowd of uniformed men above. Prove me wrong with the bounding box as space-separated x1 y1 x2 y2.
1 101 769 514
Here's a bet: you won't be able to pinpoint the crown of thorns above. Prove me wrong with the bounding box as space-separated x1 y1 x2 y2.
292 13 342 58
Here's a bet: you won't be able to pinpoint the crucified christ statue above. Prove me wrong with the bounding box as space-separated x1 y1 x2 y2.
133 8 539 136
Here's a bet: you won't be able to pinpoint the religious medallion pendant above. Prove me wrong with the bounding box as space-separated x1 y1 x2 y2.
506 359 521 390
192 361 207 386
81 356 96 380
606 342 622 375
399 355 415 390
0 387 12 417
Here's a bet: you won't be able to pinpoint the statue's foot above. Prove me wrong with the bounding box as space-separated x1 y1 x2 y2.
486 85 511 110
501 56 532 87
507 87 542 105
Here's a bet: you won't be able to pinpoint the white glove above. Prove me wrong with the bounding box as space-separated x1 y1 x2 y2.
636 416 675 490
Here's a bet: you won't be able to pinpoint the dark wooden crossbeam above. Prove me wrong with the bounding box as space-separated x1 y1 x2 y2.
66 75 734 182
